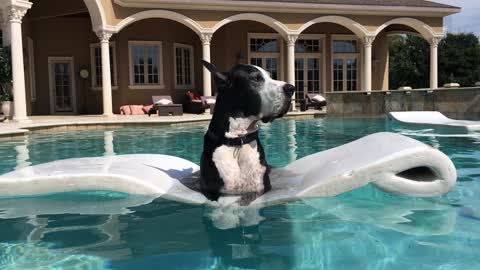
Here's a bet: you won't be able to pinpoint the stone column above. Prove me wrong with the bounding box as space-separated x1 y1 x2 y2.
97 31 113 116
287 34 298 110
9 2 32 122
201 33 213 96
363 36 375 92
430 37 441 90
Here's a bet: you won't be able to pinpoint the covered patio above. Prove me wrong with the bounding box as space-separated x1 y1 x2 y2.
0 0 460 121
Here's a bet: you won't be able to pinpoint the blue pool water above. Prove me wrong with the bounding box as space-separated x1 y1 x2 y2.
0 117 479 269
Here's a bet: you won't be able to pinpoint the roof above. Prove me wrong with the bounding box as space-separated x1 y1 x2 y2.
224 0 459 9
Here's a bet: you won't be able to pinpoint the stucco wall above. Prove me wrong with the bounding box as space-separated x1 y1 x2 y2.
29 16 98 115
30 17 203 114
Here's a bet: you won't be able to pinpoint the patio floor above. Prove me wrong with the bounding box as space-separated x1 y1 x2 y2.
0 110 325 138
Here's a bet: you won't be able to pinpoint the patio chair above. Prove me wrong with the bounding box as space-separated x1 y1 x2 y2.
151 96 183 116
306 93 327 111
201 96 216 114
184 91 207 114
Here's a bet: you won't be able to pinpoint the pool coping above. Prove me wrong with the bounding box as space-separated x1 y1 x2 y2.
0 110 325 140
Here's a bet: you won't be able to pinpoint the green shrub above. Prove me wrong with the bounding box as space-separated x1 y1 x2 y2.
0 46 13 101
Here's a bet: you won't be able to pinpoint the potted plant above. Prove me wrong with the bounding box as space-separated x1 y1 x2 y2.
0 46 13 119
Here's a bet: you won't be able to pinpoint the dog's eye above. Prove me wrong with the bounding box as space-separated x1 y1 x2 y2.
254 74 262 82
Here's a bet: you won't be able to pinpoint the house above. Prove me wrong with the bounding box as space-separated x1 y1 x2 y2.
0 0 460 120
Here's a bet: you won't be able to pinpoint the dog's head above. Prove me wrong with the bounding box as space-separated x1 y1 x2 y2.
202 61 294 123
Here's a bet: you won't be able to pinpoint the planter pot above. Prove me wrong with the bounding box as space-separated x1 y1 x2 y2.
1 101 13 119
475 82 480 87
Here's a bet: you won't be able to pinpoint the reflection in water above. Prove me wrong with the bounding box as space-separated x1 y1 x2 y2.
104 131 115 156
15 136 31 170
0 118 479 269
0 189 472 269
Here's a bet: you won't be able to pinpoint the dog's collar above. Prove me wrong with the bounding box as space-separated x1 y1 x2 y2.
207 129 259 146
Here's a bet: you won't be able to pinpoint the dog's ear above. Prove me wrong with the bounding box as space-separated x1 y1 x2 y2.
201 60 230 89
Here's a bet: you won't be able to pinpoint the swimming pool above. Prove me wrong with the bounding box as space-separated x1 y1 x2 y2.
0 117 479 269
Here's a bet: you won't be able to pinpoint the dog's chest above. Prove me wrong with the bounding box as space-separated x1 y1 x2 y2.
211 141 266 193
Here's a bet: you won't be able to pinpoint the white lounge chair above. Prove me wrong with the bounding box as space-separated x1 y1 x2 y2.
388 111 480 132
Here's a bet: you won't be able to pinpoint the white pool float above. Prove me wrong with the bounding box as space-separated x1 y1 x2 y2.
388 111 480 132
0 132 456 210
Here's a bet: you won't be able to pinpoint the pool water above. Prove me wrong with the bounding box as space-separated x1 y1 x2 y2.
0 117 479 270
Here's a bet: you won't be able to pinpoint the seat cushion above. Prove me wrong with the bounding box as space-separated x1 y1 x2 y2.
205 98 216 105
130 105 146 115
312 95 326 102
142 105 154 114
156 99 173 105
120 105 132 115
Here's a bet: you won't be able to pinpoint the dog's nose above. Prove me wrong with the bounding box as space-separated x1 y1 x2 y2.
283 84 295 97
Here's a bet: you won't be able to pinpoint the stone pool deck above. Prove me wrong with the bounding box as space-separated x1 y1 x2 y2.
0 110 325 139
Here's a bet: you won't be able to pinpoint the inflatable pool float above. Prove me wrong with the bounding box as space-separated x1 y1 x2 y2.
0 132 457 211
388 111 480 132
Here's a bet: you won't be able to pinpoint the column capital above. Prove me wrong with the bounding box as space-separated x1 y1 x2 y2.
96 30 114 43
8 3 31 23
286 34 299 47
201 33 213 45
363 35 376 47
430 36 443 47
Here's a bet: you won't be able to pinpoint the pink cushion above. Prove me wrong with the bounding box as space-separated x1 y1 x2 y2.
120 105 132 115
142 105 153 114
130 105 145 115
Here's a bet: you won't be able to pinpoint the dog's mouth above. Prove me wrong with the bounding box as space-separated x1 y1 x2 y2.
261 97 292 123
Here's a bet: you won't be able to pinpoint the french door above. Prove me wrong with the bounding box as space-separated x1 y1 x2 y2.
250 57 280 80
294 56 322 100
48 57 76 114
333 56 359 92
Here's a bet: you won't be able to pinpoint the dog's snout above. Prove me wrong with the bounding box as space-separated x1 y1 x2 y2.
283 84 295 97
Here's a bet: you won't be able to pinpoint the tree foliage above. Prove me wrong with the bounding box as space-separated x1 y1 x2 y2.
0 46 13 101
389 33 480 89
438 33 480 87
389 35 430 89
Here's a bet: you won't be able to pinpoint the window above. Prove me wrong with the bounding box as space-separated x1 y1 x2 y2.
174 43 194 89
294 36 324 99
90 43 117 89
332 36 360 91
128 41 163 89
248 34 282 80
295 39 322 53
333 40 358 53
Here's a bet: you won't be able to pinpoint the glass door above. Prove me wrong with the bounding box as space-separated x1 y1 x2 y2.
295 56 322 99
249 35 282 80
333 56 358 92
49 57 76 113
250 57 280 80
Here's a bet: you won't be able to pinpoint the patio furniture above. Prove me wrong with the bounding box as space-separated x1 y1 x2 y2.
201 96 216 115
184 91 207 114
306 93 327 110
388 111 480 132
120 105 146 115
152 96 183 116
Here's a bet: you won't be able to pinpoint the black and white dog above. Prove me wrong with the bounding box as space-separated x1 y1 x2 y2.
200 61 295 200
